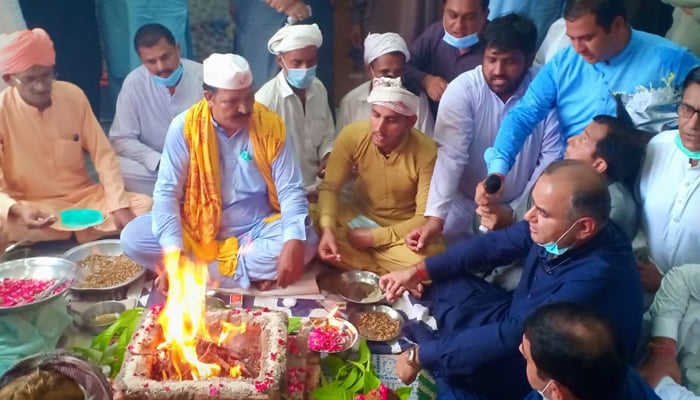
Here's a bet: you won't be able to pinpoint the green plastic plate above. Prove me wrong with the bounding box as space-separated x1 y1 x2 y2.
59 209 104 229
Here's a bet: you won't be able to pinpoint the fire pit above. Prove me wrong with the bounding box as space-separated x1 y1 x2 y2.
114 252 288 399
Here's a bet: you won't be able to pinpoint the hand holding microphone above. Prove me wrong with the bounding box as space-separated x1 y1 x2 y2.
476 174 504 233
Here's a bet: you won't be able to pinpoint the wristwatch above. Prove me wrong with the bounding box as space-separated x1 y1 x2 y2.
406 346 419 367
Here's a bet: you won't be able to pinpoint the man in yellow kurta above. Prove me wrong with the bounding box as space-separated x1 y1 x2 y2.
317 77 445 274
0 28 152 244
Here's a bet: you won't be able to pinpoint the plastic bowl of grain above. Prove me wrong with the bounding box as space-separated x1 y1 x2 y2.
348 304 404 342
62 239 145 292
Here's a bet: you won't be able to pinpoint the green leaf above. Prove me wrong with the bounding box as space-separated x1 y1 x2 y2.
287 316 302 334
321 355 346 378
337 367 360 390
357 339 371 366
70 346 102 364
395 387 412 400
362 368 381 393
311 384 354 400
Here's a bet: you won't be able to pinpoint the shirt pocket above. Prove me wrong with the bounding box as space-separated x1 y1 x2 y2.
54 138 85 172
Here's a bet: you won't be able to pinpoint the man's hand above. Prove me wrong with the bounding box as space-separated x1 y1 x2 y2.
267 0 297 12
474 176 504 207
318 227 341 262
284 1 310 20
349 23 362 48
348 228 373 250
396 348 421 384
112 208 136 229
476 204 514 231
317 153 330 179
277 239 305 288
405 217 443 252
154 274 168 295
638 260 663 293
379 265 422 302
421 74 447 102
8 204 56 229
640 338 682 388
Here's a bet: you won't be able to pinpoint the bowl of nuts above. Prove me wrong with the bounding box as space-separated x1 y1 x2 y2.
348 304 404 342
62 240 145 293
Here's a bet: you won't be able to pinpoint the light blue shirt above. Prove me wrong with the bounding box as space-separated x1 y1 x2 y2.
486 29 700 176
488 0 566 47
152 110 309 251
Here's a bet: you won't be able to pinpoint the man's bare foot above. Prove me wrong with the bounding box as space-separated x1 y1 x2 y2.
253 280 276 291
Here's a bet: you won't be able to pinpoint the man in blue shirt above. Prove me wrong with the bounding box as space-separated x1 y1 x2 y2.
520 302 660 400
483 0 699 196
380 160 644 400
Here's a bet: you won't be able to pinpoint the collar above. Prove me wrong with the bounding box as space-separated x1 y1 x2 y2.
374 128 413 162
10 84 53 115
482 65 536 104
537 221 612 273
596 27 635 67
275 70 297 99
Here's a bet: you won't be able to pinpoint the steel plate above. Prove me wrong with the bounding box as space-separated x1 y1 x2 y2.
62 239 145 292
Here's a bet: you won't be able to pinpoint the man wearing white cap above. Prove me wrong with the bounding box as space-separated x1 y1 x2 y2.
121 53 318 291
337 32 434 136
316 78 445 274
256 23 335 199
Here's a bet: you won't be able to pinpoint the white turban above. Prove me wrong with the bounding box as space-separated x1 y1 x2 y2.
363 32 410 65
202 53 253 90
366 77 419 116
268 23 323 55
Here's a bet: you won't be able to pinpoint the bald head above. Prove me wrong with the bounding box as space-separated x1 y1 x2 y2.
541 159 611 224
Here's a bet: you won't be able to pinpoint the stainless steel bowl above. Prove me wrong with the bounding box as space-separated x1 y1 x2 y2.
337 270 384 304
62 239 145 292
349 304 404 342
0 257 76 314
307 316 359 353
75 300 126 334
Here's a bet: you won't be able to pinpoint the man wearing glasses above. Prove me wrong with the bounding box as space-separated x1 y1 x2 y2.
638 66 700 294
0 28 152 245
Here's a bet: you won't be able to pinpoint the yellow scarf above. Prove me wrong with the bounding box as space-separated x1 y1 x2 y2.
181 99 284 277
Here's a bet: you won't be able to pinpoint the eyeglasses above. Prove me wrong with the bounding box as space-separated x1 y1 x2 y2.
678 103 700 119
12 71 57 88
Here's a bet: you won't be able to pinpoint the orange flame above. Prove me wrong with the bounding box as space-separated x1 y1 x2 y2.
156 251 246 380
229 365 242 378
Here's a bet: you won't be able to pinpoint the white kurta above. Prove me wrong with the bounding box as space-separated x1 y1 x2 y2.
639 130 700 274
336 80 435 135
109 59 203 195
255 71 336 192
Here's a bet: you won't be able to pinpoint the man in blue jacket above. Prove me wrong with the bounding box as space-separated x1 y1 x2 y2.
380 159 644 400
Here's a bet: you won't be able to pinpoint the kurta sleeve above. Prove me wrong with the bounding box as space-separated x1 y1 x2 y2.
271 137 309 243
371 138 436 247
0 140 17 219
318 91 336 159
79 91 130 212
649 264 700 340
318 127 355 230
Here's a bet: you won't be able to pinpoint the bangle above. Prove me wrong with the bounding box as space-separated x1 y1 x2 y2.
414 264 429 281
648 342 676 355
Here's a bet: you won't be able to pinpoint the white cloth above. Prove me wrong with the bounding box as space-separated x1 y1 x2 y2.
255 71 335 191
267 23 323 54
109 59 203 195
425 65 563 242
363 32 410 65
639 130 700 274
649 264 700 395
337 81 434 135
366 78 419 116
535 17 570 66
656 376 700 400
0 0 25 92
203 53 252 89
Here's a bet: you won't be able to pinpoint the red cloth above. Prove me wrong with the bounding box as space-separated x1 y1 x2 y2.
0 28 55 75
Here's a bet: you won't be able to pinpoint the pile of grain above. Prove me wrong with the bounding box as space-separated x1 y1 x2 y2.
75 255 141 289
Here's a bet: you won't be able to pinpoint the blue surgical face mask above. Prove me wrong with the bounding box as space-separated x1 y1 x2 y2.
537 220 581 256
537 380 554 400
674 132 700 160
442 26 479 50
283 60 317 89
152 63 183 87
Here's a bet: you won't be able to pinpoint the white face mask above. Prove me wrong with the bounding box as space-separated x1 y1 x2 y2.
537 380 554 400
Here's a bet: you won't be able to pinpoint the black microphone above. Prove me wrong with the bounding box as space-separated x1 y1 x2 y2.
478 174 503 233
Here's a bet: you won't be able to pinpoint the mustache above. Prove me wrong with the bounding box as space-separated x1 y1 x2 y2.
157 69 174 76
232 112 252 119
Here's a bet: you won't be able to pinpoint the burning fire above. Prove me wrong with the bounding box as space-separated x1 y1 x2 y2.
156 251 247 380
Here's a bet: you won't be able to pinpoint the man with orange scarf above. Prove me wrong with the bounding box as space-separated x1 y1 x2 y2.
121 53 318 291
0 28 152 245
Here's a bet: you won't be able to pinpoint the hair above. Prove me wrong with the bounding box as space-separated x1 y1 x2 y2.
524 302 627 400
591 95 651 183
133 23 176 53
479 13 538 57
202 82 218 93
442 0 490 10
542 159 611 224
0 370 84 400
564 0 627 31
682 66 700 93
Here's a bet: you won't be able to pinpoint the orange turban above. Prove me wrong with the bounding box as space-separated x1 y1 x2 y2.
0 28 55 75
